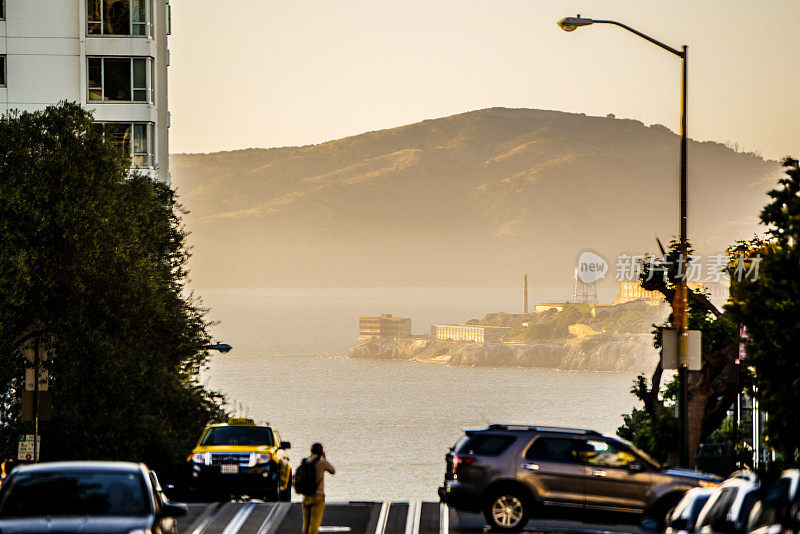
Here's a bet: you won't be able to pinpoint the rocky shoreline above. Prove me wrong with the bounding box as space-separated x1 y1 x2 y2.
349 334 659 373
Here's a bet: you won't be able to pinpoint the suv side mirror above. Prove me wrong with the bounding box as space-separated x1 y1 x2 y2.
280 441 291 450
628 461 644 473
160 502 188 518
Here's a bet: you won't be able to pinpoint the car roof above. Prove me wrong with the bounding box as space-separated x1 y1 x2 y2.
206 423 272 429
12 461 145 475
477 424 603 436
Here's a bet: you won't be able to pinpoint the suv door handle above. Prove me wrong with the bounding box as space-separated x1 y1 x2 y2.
521 463 539 471
590 470 607 477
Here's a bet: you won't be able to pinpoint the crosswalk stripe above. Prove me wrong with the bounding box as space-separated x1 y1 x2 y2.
190 502 225 534
404 501 421 534
256 502 290 534
221 502 256 534
439 503 448 534
374 501 390 534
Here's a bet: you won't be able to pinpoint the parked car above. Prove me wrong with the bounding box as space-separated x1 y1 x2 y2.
665 487 716 534
695 471 760 534
187 417 292 501
0 461 187 533
746 469 800 534
437 424 720 532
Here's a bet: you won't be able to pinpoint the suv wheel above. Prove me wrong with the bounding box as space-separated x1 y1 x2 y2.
279 473 292 502
484 492 529 532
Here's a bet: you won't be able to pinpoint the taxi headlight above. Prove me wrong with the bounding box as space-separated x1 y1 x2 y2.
190 452 210 465
254 453 273 465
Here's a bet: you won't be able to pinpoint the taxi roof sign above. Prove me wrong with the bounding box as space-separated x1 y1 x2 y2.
227 417 256 426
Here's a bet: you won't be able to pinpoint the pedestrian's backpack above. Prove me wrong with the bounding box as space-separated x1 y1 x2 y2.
294 456 320 496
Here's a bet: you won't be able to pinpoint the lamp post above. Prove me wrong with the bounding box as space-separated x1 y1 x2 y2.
558 15 690 467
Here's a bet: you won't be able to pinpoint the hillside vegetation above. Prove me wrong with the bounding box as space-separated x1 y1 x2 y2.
172 108 780 287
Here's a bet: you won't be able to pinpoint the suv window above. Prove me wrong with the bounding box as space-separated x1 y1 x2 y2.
526 437 581 462
455 434 516 456
581 439 637 468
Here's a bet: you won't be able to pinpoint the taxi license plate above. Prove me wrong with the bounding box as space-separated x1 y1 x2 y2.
220 464 239 474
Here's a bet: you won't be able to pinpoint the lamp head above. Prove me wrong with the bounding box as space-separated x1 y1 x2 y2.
557 15 594 32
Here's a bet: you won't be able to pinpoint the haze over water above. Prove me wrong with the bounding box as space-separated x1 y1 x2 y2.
201 287 641 501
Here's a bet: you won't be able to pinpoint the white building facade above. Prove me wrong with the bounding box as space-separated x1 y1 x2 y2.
0 0 171 184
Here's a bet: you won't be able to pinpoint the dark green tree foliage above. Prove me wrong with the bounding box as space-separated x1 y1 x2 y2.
728 158 800 459
617 242 738 464
0 103 225 476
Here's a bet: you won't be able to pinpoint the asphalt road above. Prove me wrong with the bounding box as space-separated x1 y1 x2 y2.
177 501 644 534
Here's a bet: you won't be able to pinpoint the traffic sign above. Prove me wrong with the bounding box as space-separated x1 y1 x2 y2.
24 369 49 391
17 435 39 462
20 391 52 421
18 336 51 364
662 329 702 370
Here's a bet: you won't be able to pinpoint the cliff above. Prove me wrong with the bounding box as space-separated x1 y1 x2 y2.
349 334 658 374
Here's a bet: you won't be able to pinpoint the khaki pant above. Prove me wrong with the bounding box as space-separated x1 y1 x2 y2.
302 494 326 534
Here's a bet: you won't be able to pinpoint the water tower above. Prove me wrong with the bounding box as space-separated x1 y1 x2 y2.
572 267 598 304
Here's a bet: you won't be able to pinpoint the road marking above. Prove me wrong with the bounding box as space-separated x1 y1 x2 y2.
404 501 421 534
190 502 225 534
374 501 390 534
221 502 256 534
319 527 352 532
439 503 448 534
257 502 291 534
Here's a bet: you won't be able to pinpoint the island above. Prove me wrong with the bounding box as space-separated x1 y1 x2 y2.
349 301 669 373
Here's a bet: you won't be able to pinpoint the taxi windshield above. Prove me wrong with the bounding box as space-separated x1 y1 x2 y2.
201 426 274 446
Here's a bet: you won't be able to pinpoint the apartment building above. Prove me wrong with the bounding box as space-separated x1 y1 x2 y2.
0 0 172 184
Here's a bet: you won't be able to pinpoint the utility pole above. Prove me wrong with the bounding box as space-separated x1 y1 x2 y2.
33 337 40 463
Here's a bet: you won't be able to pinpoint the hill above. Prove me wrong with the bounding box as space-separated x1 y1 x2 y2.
171 108 781 288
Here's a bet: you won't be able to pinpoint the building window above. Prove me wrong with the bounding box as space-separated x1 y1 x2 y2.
87 0 151 36
0 0 5 20
0 56 5 87
88 57 151 102
97 122 154 168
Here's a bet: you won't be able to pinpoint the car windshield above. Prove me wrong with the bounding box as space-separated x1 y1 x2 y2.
0 471 149 517
201 426 274 446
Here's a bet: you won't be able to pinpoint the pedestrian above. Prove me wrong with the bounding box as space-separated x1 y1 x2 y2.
301 442 335 534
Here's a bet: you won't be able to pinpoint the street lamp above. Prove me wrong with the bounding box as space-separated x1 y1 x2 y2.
558 15 691 467
204 343 232 354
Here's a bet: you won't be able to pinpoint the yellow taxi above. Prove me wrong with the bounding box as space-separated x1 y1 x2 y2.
187 418 292 501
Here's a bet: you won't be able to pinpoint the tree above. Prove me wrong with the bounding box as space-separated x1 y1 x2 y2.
727 158 800 459
0 103 225 478
618 242 739 465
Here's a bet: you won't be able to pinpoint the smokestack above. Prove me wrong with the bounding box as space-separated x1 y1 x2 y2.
523 274 528 314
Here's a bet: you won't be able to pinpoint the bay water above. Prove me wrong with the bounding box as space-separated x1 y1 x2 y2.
199 287 642 501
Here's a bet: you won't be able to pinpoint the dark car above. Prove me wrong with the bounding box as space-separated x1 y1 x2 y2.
665 487 715 534
0 461 187 534
438 424 721 532
695 471 760 534
746 469 800 534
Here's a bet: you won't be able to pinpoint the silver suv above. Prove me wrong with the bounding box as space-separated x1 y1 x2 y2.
438 424 721 531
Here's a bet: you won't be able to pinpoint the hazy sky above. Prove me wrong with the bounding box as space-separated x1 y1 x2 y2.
168 1 799 160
